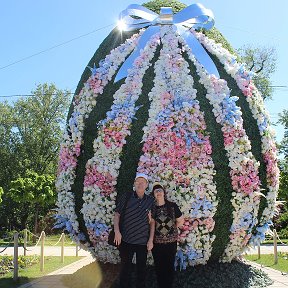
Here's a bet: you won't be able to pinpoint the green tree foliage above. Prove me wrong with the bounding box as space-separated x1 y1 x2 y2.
0 83 71 189
143 0 186 13
278 109 288 157
273 111 288 238
273 160 288 238
0 83 71 231
237 45 277 100
278 109 288 208
8 171 56 234
0 102 18 191
278 161 288 202
0 187 3 203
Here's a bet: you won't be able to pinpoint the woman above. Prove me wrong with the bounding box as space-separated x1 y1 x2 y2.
148 182 184 288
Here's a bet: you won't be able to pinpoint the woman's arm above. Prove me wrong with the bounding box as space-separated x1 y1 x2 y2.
176 215 184 228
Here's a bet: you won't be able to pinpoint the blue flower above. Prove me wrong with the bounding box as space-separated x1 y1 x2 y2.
258 117 268 133
248 222 273 247
87 221 109 237
175 250 186 270
87 63 98 76
220 95 242 126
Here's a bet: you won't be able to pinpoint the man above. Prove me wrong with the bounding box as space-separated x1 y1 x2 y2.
114 173 155 288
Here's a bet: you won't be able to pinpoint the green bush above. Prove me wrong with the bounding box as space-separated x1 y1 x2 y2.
0 256 39 276
274 207 288 239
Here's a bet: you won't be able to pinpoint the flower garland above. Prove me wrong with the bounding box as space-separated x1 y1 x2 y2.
137 26 218 268
194 31 280 246
55 32 141 242
181 31 262 262
81 33 160 262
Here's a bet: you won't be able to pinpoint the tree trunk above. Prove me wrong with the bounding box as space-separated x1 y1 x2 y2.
20 213 29 231
33 206 39 243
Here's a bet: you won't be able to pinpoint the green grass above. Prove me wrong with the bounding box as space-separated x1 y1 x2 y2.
0 233 76 247
244 253 288 273
0 256 83 288
42 234 76 246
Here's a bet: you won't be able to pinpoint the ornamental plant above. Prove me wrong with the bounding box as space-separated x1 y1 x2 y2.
56 0 279 268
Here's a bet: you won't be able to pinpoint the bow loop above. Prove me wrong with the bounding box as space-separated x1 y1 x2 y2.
173 3 214 29
119 4 158 31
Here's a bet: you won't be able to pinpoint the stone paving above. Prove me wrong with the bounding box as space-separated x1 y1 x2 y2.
246 260 288 288
17 255 95 288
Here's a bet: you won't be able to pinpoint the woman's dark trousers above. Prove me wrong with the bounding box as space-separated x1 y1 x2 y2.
152 242 177 288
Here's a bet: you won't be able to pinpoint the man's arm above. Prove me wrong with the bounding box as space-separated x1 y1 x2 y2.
113 212 122 246
147 217 155 251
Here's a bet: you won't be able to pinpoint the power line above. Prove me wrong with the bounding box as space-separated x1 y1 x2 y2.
1 87 287 98
0 23 115 70
0 93 75 98
216 23 281 42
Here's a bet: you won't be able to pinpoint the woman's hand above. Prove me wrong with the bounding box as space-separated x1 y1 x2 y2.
176 216 184 228
147 239 153 251
114 230 122 246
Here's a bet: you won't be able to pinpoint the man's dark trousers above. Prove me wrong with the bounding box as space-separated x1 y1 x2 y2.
119 241 147 288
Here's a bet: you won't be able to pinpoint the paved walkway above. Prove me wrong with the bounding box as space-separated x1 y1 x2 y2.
18 255 95 288
246 260 288 288
246 245 288 255
1 245 287 287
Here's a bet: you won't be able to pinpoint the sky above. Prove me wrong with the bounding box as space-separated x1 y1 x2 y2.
0 0 287 143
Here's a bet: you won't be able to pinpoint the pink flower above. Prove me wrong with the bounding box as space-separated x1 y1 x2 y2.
84 165 116 196
58 147 77 173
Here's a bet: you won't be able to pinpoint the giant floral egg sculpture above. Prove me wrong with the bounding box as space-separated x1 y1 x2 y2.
56 0 279 269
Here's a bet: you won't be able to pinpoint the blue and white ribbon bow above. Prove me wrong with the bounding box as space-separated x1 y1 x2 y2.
114 3 219 82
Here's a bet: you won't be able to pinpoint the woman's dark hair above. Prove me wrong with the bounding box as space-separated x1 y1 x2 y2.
151 184 175 218
152 184 165 193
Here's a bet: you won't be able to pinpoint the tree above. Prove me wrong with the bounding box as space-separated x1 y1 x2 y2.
11 83 71 175
278 161 288 202
0 187 3 203
273 160 288 238
0 83 71 185
0 83 71 231
277 109 288 205
237 45 277 100
8 171 56 234
278 109 288 157
273 111 288 238
0 102 19 191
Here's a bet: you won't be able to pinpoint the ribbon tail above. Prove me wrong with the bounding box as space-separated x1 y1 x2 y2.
114 26 160 83
178 26 220 78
